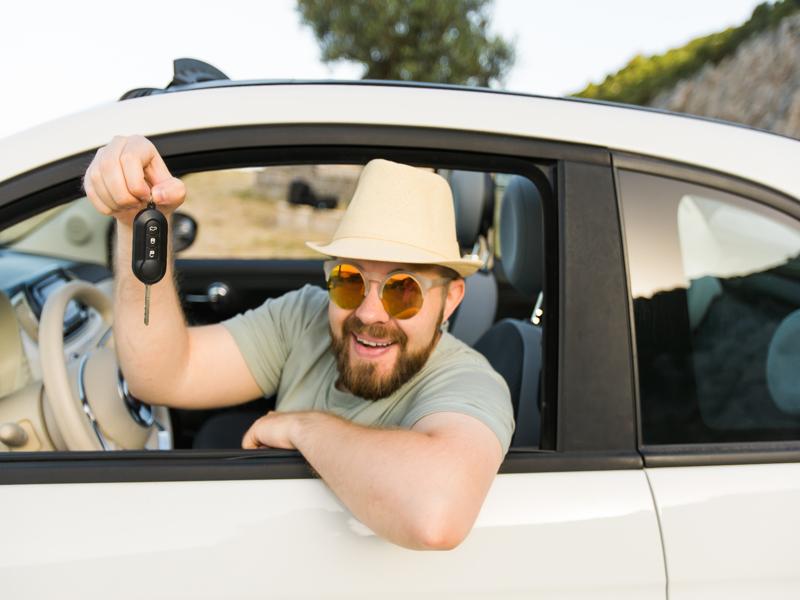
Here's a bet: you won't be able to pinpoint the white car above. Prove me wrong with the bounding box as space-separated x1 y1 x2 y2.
1 63 799 599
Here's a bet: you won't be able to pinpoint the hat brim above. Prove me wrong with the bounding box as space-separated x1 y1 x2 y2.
306 237 483 277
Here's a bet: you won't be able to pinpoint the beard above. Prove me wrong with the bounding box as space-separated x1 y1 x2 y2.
330 310 443 401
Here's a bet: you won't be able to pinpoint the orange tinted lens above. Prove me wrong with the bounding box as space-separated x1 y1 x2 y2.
382 274 423 319
328 264 365 309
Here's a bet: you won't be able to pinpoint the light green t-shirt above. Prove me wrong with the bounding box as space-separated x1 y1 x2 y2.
221 285 515 453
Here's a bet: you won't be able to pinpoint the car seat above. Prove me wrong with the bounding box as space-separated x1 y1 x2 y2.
474 175 544 447
766 308 800 416
442 169 498 346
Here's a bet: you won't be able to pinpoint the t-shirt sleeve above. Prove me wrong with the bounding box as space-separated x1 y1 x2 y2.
400 356 515 455
220 285 328 397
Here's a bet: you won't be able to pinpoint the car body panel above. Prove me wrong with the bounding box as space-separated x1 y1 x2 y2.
646 463 800 599
2 81 799 597
0 470 665 599
1 83 798 199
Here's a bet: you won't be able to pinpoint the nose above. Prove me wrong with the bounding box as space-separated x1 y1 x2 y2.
354 279 390 324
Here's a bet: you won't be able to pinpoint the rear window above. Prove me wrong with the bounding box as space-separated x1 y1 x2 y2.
619 169 800 444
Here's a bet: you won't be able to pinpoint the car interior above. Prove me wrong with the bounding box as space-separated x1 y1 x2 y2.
0 156 550 454
620 172 800 445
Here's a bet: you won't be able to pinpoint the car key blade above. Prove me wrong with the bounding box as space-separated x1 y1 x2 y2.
144 285 151 326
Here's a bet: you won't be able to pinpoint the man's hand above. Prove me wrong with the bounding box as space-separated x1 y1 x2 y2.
79 136 264 411
242 411 306 450
83 135 186 226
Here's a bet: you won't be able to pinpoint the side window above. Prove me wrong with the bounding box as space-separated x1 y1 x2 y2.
619 169 800 444
176 165 362 259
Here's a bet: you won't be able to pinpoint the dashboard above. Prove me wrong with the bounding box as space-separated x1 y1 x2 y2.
0 248 112 399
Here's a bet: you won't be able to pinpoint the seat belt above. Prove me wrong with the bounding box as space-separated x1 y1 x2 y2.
511 321 542 447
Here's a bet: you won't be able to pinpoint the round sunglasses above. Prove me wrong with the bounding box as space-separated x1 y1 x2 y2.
323 261 451 319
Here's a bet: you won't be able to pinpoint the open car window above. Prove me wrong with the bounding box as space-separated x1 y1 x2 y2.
0 158 550 455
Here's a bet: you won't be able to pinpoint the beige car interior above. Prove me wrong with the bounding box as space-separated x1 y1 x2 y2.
0 198 171 452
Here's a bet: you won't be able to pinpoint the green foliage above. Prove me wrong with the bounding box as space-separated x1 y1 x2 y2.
296 0 515 87
574 0 800 105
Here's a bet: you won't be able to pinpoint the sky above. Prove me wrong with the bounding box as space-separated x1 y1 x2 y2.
1 0 765 139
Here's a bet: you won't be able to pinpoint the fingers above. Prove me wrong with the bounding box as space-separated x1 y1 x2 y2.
151 176 186 212
141 145 174 187
119 142 151 201
82 176 112 216
84 135 183 220
241 411 294 450
85 147 116 213
100 136 144 211
242 418 265 449
242 428 257 449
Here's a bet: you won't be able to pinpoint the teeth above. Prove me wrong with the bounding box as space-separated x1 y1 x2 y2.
356 336 392 348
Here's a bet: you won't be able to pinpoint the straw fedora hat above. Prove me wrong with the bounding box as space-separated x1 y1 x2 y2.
306 159 483 277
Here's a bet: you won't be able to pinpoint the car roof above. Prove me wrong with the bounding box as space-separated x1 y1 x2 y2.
1 80 798 198
126 77 800 142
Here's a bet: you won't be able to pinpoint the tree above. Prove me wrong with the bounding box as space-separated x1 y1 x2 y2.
297 0 515 87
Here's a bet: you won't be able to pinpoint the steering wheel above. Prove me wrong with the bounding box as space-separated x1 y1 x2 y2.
39 280 172 451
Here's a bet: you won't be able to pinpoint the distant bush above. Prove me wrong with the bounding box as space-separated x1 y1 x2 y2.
574 0 800 105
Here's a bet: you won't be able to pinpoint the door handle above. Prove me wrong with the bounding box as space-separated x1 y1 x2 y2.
184 282 231 307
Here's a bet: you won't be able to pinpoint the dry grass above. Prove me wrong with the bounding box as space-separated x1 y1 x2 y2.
177 169 348 259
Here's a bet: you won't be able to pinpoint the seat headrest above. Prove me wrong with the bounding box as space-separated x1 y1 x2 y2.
500 176 543 298
766 308 800 416
444 170 495 250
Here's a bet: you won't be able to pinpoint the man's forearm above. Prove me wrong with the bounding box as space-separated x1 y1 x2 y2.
113 218 191 405
289 412 490 550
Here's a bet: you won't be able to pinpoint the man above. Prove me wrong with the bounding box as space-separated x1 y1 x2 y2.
83 135 514 550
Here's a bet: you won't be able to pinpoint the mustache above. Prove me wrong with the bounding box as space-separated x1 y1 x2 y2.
342 314 408 347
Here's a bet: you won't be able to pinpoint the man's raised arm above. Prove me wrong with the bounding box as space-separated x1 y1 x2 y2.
84 135 262 409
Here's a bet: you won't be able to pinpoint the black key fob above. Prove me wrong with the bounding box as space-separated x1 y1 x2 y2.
132 202 168 285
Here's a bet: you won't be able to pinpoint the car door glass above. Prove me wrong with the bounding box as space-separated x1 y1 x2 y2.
619 169 800 444
176 165 362 259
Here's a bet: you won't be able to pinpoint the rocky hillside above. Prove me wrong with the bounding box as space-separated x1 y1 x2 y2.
648 12 800 138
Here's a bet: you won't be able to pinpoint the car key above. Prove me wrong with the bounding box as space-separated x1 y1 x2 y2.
132 200 168 326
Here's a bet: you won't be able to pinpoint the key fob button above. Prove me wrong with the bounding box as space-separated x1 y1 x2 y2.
149 236 157 246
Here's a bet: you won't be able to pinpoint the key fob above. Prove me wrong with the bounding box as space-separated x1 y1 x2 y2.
132 203 168 285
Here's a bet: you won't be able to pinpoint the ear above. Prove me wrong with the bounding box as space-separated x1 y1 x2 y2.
442 278 466 322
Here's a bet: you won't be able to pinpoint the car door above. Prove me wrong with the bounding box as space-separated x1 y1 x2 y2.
616 157 800 599
0 123 666 598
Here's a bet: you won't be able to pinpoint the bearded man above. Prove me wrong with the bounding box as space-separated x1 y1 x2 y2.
83 136 514 550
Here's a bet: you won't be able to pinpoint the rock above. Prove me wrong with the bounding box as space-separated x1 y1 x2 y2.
649 13 800 139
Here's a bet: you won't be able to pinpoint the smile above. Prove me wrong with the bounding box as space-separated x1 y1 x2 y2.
350 333 397 358
355 336 394 348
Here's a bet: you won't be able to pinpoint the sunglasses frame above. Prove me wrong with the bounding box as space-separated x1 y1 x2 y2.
323 260 452 318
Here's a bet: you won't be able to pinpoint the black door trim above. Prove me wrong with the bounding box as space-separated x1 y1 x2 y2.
556 161 638 452
0 449 642 485
642 442 800 467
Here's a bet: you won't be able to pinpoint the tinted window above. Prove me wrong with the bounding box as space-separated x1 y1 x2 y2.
619 170 800 444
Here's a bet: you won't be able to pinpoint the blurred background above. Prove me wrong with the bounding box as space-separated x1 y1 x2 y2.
2 0 798 139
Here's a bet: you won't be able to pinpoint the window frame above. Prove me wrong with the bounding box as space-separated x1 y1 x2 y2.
614 151 800 467
0 124 641 485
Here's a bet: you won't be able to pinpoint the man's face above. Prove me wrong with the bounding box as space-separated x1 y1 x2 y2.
328 259 465 400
